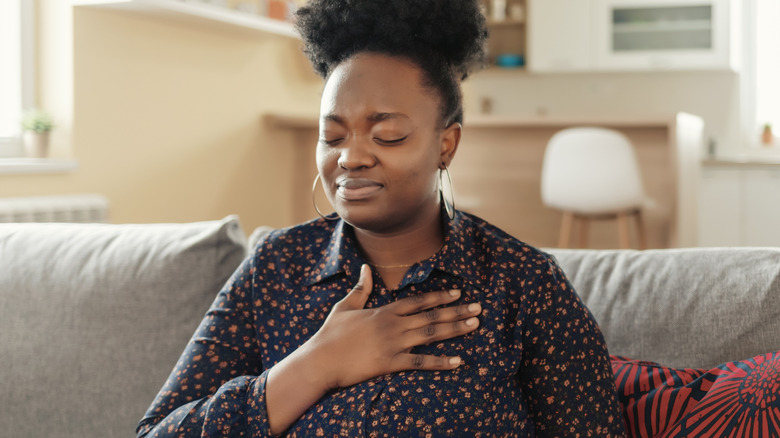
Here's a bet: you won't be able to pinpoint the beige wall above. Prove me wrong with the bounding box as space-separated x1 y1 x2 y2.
0 3 743 237
0 3 323 233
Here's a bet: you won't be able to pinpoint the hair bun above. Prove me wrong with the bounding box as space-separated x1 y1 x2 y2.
295 0 488 79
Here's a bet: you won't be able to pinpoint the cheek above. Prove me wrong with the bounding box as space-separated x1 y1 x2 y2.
316 146 338 175
394 143 440 190
393 162 439 196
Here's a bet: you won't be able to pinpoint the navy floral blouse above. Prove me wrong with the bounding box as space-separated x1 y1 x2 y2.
137 210 625 437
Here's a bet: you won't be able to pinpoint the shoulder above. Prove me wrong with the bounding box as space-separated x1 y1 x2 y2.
457 210 556 272
251 218 331 250
454 211 570 303
249 218 336 264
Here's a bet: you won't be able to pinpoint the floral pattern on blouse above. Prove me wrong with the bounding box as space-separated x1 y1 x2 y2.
137 210 625 437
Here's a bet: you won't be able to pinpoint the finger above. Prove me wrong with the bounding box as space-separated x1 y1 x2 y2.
389 353 463 372
392 289 461 316
404 302 482 330
401 316 480 348
338 264 373 311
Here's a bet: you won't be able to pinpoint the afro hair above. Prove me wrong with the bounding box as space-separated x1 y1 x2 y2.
294 0 489 125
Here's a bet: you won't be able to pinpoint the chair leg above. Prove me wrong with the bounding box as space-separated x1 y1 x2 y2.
578 216 589 248
617 212 631 249
635 210 647 250
558 212 574 248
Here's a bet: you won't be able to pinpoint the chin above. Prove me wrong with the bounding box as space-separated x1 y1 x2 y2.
338 209 382 231
337 203 397 233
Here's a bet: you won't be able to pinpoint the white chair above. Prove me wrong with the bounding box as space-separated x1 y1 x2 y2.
541 127 649 249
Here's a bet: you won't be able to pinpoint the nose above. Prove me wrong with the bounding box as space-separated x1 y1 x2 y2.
337 137 376 170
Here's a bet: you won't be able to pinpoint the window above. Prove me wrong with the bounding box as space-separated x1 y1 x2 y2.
754 0 779 140
743 0 780 146
0 0 34 158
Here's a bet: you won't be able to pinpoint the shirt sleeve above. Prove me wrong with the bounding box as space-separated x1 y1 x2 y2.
516 255 626 437
136 253 278 438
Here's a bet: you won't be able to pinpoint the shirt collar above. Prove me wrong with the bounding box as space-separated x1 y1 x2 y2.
431 209 489 291
305 219 363 286
305 208 488 291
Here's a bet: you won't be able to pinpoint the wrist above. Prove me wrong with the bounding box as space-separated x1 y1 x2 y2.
297 333 339 391
265 339 334 434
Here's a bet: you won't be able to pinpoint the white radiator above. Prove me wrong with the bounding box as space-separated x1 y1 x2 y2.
0 194 109 223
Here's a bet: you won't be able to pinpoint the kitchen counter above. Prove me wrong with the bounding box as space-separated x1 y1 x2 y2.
264 112 704 248
703 154 780 167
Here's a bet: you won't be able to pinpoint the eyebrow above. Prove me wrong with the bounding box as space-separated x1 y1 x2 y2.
321 112 410 125
367 112 409 122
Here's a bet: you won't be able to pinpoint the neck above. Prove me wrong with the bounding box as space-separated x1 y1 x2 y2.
354 203 444 269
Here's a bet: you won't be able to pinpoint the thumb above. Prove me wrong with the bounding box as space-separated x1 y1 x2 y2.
339 264 373 310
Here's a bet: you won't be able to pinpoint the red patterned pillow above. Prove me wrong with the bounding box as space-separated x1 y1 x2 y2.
611 351 780 437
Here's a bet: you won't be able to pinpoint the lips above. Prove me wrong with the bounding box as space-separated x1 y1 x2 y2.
336 177 384 201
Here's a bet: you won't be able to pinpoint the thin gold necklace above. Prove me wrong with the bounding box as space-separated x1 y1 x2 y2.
368 241 445 270
370 261 417 269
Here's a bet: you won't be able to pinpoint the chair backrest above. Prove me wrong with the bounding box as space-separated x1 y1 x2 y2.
541 127 645 215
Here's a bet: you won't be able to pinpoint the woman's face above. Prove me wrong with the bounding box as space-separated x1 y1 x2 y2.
316 53 460 233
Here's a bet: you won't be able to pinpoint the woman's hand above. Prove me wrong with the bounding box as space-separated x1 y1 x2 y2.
266 264 480 434
308 264 481 390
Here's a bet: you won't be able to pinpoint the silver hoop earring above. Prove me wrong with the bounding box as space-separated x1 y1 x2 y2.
439 163 455 220
312 174 339 221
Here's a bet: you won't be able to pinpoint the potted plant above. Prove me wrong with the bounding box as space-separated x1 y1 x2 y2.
762 123 774 146
21 108 54 158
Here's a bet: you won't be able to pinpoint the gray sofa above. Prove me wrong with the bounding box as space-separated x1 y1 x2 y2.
2 217 779 437
0 217 248 438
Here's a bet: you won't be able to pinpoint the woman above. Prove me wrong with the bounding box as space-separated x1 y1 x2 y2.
137 0 625 436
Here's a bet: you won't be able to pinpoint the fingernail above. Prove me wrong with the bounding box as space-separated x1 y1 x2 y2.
465 317 478 326
449 289 460 297
449 357 461 366
467 303 481 313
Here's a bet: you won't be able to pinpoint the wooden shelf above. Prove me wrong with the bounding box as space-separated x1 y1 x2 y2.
476 66 528 76
73 0 298 38
264 112 675 130
462 114 674 129
0 158 79 175
486 18 525 27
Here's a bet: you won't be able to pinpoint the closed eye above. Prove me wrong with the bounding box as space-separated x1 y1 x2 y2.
319 138 344 146
375 136 408 145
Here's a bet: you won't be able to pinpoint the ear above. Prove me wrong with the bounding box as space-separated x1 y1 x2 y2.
439 122 461 168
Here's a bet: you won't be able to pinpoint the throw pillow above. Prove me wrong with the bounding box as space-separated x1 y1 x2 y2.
612 351 780 437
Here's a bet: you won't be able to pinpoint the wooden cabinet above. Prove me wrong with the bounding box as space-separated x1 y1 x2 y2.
699 165 780 247
527 0 738 73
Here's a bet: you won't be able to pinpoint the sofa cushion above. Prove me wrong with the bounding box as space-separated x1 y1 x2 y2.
612 351 780 437
548 248 780 369
0 216 246 438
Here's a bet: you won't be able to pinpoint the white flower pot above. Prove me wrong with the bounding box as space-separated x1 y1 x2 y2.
23 131 50 158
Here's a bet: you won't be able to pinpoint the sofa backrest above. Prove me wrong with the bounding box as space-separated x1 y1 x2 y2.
547 247 780 369
0 217 247 438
